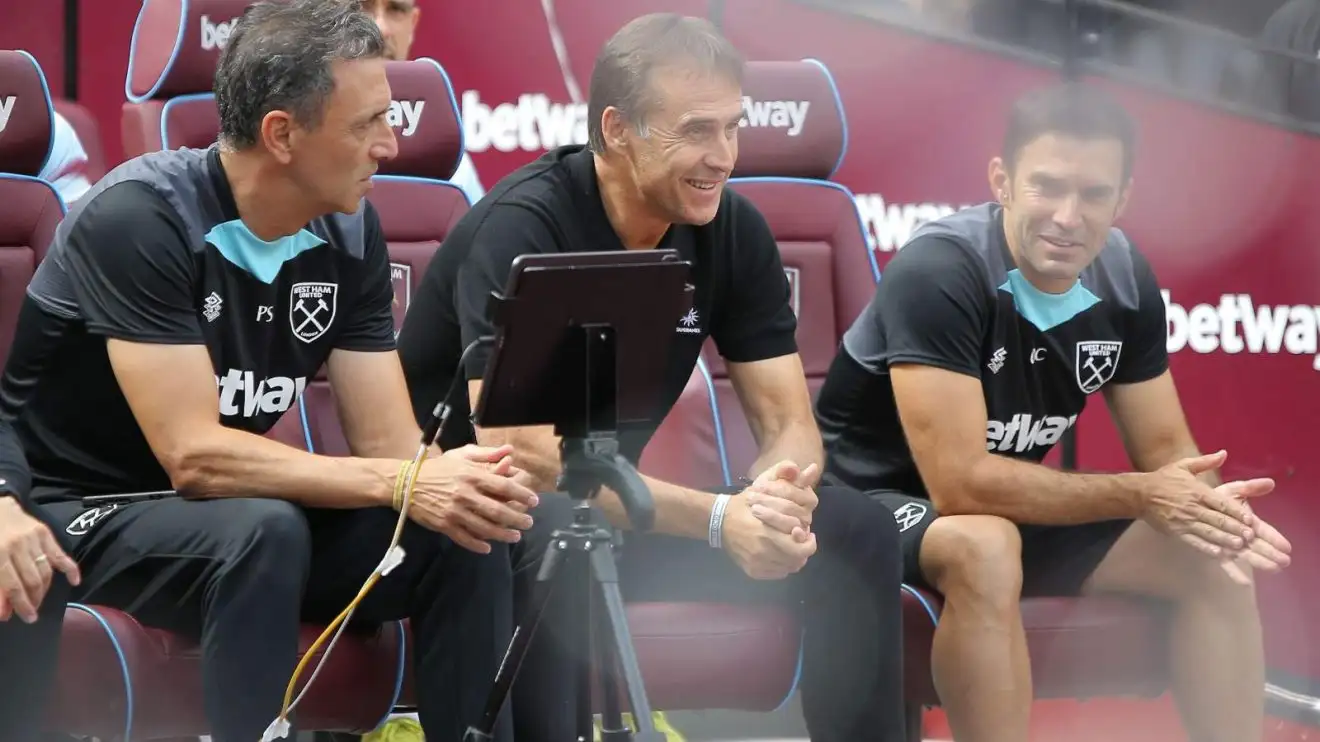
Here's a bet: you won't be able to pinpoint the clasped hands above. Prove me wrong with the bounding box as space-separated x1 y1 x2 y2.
720 460 821 581
401 443 540 554
1144 450 1292 586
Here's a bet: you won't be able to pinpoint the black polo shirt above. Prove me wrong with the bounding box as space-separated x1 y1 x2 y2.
398 145 797 460
815 203 1168 496
0 146 396 499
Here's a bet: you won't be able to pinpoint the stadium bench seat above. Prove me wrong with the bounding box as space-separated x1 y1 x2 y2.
0 51 65 372
52 99 108 185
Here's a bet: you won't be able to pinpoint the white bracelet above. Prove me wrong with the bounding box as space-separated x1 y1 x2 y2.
708 494 733 549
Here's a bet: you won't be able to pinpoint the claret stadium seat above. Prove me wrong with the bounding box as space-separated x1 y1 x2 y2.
121 0 244 158
0 51 65 372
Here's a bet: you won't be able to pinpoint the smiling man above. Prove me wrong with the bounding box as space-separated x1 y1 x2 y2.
398 13 908 742
814 82 1293 742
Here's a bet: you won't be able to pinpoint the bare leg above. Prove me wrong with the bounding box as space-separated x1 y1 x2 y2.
1084 520 1263 742
920 515 1032 742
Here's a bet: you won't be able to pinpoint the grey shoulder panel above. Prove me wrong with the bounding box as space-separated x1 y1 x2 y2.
1081 226 1139 309
28 148 218 319
905 202 1009 289
314 207 368 259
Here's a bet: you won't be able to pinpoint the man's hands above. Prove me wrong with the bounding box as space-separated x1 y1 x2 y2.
720 461 819 580
405 444 540 554
1139 450 1291 585
0 498 80 624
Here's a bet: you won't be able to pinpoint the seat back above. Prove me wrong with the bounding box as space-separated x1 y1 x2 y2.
300 58 472 457
121 0 247 157
710 59 870 479
0 51 65 370
53 99 108 184
641 59 869 487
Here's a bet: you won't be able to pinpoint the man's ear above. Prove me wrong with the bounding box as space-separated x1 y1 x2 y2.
987 156 1011 204
600 106 632 153
260 110 296 164
1115 178 1134 221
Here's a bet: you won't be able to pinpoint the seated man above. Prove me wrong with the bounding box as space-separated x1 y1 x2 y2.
0 2 537 741
397 13 907 742
40 111 93 206
0 416 81 742
814 82 1292 742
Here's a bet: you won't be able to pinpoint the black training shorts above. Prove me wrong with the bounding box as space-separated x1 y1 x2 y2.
867 490 1131 596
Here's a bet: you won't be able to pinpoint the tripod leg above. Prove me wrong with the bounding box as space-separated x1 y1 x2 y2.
575 548 595 742
588 540 667 742
463 541 567 742
593 572 628 742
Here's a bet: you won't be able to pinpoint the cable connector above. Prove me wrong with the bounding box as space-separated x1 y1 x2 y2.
261 716 291 741
379 544 406 576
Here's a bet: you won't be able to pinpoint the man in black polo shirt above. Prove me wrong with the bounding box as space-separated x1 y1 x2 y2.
814 83 1292 742
0 2 537 741
0 418 81 742
397 13 906 742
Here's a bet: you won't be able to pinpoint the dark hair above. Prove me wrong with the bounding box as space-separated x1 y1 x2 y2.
587 13 745 154
1002 83 1138 180
214 0 386 149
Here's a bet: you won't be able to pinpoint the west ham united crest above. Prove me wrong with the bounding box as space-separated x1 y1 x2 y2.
290 282 338 343
1075 340 1122 393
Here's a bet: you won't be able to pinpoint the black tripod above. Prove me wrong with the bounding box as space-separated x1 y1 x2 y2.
464 325 664 742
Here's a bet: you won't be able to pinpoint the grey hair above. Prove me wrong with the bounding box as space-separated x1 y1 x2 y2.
214 0 386 149
587 13 745 154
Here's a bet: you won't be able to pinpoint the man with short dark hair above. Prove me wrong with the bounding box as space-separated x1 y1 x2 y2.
0 2 536 740
398 13 907 742
814 82 1293 742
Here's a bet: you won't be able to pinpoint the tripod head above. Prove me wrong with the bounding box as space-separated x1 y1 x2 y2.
558 434 654 532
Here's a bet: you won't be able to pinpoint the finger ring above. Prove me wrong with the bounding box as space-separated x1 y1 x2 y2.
33 555 48 564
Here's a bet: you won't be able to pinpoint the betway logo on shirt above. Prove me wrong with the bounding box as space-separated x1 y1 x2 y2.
387 100 424 137
215 370 308 418
0 96 15 133
740 97 809 136
853 194 974 253
986 413 1078 454
1164 291 1320 371
200 15 237 51
462 91 588 153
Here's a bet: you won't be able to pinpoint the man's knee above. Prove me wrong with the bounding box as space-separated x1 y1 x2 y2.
212 499 312 586
920 515 1023 605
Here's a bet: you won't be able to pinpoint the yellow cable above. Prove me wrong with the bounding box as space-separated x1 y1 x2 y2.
263 448 428 740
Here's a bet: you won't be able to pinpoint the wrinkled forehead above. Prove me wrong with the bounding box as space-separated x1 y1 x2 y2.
642 63 744 125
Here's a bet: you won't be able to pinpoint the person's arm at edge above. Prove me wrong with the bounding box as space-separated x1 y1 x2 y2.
0 417 33 513
67 183 400 508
